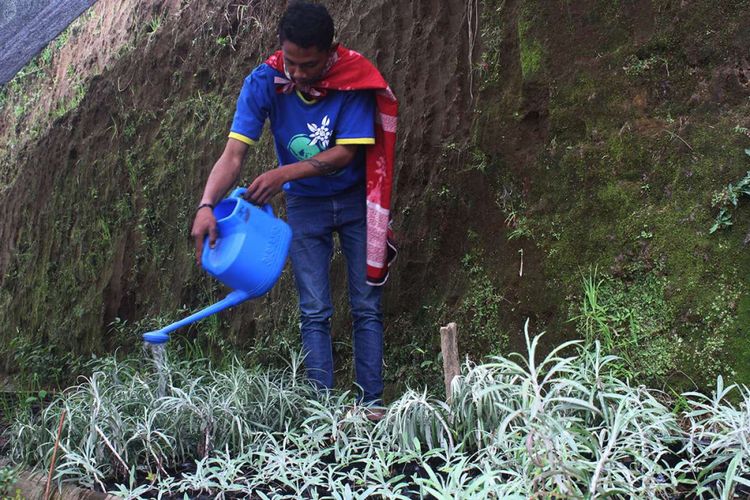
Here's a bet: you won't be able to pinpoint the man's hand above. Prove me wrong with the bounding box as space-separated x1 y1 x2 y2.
191 207 218 265
243 169 288 205
192 138 248 265
241 145 357 205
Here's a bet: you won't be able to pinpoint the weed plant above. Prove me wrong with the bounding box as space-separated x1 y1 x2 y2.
7 326 750 498
0 463 20 498
710 149 750 233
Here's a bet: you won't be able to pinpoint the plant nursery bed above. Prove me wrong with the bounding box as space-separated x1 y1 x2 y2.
5 337 750 498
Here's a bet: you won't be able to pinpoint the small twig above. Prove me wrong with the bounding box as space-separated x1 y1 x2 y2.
157 455 168 477
466 0 479 100
95 425 129 478
663 129 693 151
116 75 133 92
44 410 66 500
519 248 524 277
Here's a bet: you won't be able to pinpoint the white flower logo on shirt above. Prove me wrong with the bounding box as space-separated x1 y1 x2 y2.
307 115 331 149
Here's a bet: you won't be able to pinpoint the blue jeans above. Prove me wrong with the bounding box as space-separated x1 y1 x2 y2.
285 186 384 404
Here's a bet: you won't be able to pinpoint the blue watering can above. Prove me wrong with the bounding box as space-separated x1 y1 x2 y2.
142 187 292 344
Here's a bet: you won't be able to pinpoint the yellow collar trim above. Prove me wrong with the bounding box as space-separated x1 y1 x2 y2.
295 90 318 105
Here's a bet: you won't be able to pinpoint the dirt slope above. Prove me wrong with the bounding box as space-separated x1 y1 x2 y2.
1 0 749 392
0 0 478 391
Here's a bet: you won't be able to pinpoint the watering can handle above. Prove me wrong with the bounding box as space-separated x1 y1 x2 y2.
228 187 275 216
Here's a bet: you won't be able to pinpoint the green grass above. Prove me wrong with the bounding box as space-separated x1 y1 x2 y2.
571 268 680 382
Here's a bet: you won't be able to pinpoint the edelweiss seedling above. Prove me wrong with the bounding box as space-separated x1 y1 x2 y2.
7 330 748 497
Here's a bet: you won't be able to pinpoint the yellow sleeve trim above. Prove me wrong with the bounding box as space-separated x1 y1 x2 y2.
228 132 256 146
336 138 376 145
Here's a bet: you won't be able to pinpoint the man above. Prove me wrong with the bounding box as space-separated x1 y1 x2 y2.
190 2 397 412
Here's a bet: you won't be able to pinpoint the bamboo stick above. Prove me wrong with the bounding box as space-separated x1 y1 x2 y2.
44 409 66 500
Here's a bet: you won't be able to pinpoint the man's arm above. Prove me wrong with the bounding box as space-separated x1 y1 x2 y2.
191 138 249 263
243 144 358 205
199 138 249 205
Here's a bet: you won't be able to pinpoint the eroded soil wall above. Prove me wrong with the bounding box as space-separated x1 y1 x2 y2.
1 0 749 392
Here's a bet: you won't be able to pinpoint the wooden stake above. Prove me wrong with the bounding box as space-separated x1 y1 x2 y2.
440 322 460 403
44 409 66 500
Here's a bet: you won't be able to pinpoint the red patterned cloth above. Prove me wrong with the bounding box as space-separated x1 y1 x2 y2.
265 45 398 286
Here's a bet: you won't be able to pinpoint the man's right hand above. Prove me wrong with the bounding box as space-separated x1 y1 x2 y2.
191 207 218 265
192 137 248 265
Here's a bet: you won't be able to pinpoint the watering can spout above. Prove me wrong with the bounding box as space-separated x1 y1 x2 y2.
142 290 254 344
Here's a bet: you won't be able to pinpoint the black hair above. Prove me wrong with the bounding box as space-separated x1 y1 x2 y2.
278 2 334 52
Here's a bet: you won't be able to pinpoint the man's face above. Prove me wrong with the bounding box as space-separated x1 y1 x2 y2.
281 40 331 85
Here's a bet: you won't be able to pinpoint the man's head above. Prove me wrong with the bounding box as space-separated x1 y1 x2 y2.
278 2 335 85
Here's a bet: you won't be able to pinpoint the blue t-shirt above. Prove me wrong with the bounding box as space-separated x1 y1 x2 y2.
229 64 375 197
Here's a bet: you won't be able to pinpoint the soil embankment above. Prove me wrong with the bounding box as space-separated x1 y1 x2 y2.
0 0 481 390
1 0 749 391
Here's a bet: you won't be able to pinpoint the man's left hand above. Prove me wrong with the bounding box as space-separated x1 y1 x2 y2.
244 169 287 205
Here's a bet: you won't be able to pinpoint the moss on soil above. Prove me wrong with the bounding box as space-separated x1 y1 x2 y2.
472 0 750 389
